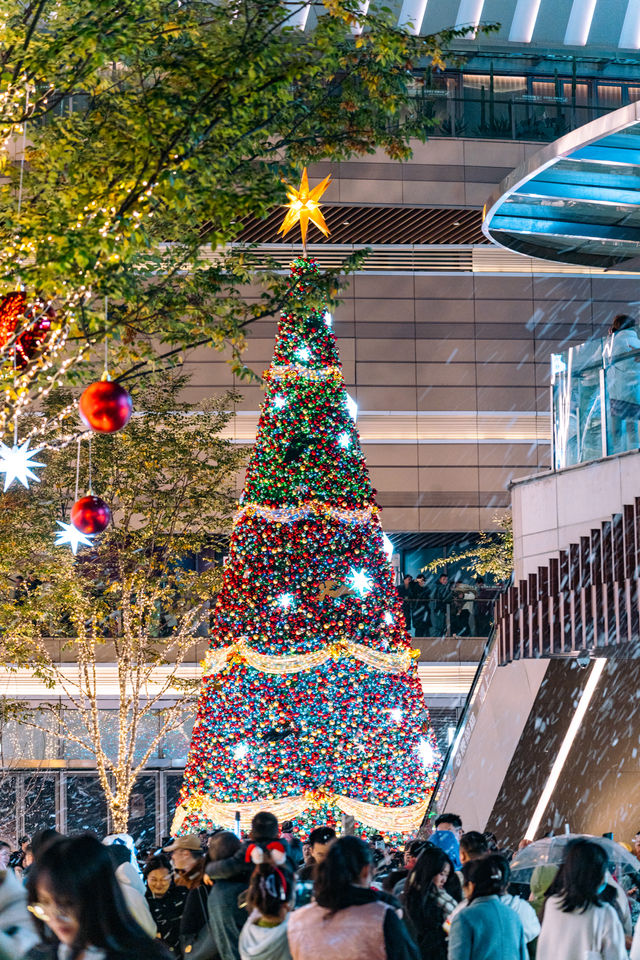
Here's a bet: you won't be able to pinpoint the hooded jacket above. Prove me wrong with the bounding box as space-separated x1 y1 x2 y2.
115 862 157 938
0 868 39 960
239 912 292 960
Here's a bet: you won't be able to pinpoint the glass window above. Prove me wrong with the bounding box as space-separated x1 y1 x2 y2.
0 776 17 846
66 775 108 836
564 83 590 106
129 775 157 854
24 776 57 836
532 81 559 101
165 774 184 839
629 87 640 103
597 85 622 107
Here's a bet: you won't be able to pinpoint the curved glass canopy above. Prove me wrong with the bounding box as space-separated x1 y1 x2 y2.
482 100 640 269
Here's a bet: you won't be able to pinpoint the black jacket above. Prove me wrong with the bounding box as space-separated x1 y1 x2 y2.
27 938 171 960
146 883 187 955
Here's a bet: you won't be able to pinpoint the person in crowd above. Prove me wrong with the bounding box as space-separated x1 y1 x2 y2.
431 829 462 872
0 844 10 872
287 836 419 960
9 837 30 871
296 826 335 884
434 814 464 839
536 838 626 960
206 812 291 883
0 860 39 960
16 845 34 885
207 832 249 960
402 845 460 960
450 580 476 637
409 575 430 637
528 865 557 921
280 823 303 869
452 841 540 947
432 574 453 637
239 849 294 960
164 834 209 955
105 841 157 938
448 855 527 960
30 831 62 864
391 840 429 898
144 854 187 956
25 834 170 960
474 578 495 636
398 575 414 633
605 313 640 453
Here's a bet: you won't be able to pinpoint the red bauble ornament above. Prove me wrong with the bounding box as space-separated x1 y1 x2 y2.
71 495 112 534
79 379 132 433
0 292 53 367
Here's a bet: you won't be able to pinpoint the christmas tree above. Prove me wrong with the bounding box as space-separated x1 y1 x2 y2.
173 173 439 836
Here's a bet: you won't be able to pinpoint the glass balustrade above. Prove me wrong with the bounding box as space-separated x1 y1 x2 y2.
552 325 640 469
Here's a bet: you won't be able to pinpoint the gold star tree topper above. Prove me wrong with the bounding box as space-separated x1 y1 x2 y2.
278 168 332 252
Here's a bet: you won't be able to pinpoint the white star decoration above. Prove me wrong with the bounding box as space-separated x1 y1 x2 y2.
0 439 45 491
349 567 373 597
54 520 94 555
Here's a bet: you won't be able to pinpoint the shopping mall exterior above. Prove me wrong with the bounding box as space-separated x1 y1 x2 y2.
3 0 640 845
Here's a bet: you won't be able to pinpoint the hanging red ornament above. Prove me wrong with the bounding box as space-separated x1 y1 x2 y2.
79 379 133 433
0 292 54 367
71 495 112 534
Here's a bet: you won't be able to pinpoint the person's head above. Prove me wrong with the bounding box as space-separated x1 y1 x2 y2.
163 835 204 885
308 826 336 865
314 836 373 914
434 813 463 838
281 821 294 835
247 860 294 922
19 835 30 852
251 812 279 842
31 829 62 861
404 839 428 871
208 831 241 861
610 313 635 334
408 846 451 893
144 855 173 897
475 576 485 585
462 854 509 903
26 834 156 954
438 574 448 584
550 838 609 913
483 831 499 852
460 831 489 864
0 841 10 870
416 575 426 585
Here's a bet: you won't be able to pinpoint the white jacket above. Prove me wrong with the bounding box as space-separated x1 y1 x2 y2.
239 912 292 960
537 895 626 960
115 861 157 938
0 868 39 960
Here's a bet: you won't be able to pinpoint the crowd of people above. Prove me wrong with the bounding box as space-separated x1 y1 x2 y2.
397 574 499 638
1 813 640 959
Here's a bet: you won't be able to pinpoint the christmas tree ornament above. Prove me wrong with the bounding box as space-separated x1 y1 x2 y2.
0 439 45 491
277 168 332 252
79 379 133 433
0 292 54 367
70 494 112 534
54 520 94 555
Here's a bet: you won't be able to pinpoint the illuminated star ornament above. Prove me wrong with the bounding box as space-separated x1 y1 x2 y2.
54 520 94 555
0 439 45 491
278 167 332 252
349 567 373 597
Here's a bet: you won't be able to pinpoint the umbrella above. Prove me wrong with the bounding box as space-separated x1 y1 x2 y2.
509 834 640 882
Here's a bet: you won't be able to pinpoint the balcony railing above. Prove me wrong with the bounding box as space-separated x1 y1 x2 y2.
399 597 496 639
551 328 640 470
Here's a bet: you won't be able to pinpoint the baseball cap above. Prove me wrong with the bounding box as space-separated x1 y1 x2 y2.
163 834 202 852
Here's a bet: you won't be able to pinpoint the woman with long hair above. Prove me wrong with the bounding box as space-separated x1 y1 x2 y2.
239 858 294 960
287 836 418 960
448 855 527 960
25 834 170 960
402 846 460 960
537 839 626 960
